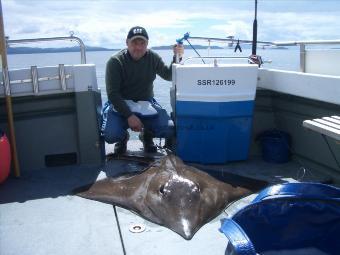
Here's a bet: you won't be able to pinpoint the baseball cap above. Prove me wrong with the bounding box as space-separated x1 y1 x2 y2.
127 26 149 41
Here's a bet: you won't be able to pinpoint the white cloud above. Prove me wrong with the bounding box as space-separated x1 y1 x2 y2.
3 0 340 48
260 10 340 41
210 21 253 39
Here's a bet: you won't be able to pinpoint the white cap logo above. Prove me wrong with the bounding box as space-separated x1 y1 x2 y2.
133 28 143 34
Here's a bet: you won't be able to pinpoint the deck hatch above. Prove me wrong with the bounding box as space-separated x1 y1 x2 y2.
45 152 77 167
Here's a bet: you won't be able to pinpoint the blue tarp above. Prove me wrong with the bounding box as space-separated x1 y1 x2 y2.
220 183 340 255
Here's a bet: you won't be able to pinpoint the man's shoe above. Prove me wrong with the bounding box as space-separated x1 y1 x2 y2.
114 132 129 154
139 131 157 153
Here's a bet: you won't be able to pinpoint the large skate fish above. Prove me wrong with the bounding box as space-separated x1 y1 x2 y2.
77 155 251 240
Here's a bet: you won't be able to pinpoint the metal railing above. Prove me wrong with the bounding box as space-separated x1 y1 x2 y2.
0 64 72 94
183 56 251 65
1 35 85 94
7 34 87 64
184 36 340 72
273 40 340 72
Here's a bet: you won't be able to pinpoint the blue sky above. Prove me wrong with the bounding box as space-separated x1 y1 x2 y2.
3 0 340 48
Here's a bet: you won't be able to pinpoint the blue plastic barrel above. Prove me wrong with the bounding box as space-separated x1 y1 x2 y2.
258 130 291 163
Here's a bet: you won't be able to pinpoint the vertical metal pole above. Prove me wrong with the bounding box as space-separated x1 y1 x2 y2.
300 43 306 73
31 66 39 94
252 0 258 55
208 39 211 56
0 0 20 177
59 64 67 91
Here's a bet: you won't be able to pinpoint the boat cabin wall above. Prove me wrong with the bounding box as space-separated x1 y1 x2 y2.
0 64 105 171
251 69 340 183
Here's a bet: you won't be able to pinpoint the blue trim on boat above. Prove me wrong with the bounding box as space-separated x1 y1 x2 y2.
175 100 255 117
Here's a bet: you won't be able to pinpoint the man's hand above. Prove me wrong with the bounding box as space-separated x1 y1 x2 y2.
127 114 143 132
173 44 184 58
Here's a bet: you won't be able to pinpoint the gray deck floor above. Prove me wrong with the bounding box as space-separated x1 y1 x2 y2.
0 140 333 255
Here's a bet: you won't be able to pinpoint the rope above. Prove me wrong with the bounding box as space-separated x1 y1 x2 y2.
185 39 206 64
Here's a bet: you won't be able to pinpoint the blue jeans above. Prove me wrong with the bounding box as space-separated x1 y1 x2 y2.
101 99 174 144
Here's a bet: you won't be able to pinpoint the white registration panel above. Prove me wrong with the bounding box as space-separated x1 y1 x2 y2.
173 64 258 102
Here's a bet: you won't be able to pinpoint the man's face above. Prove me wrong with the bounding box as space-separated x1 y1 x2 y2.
126 38 148 61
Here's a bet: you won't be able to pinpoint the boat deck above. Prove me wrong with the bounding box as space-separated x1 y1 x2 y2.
0 140 333 255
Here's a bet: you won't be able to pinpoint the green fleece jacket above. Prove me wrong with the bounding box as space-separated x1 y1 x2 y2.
105 49 174 118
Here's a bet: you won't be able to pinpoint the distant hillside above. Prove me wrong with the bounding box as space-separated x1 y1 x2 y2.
8 44 224 54
7 46 118 54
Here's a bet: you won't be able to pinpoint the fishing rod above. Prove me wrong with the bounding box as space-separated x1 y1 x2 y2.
176 0 264 65
176 1 272 50
176 32 206 64
252 0 258 55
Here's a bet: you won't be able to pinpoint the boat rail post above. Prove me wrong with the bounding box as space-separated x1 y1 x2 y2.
208 39 211 56
0 0 20 177
300 43 306 73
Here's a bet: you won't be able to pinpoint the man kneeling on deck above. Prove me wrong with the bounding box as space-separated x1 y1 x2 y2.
101 26 184 154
